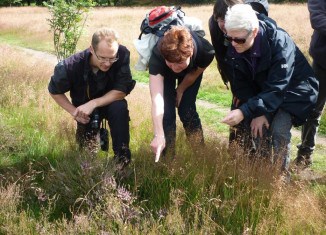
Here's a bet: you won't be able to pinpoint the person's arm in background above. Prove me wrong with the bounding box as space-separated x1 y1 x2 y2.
175 31 215 107
308 0 326 35
175 67 205 107
208 15 230 88
149 73 165 162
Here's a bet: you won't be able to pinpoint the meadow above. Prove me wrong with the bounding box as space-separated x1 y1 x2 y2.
0 4 325 234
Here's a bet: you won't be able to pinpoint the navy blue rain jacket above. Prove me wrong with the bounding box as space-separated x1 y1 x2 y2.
224 20 319 126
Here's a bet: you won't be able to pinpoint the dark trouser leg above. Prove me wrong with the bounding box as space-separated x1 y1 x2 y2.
162 76 177 157
229 119 252 151
102 100 131 163
229 100 260 155
178 74 204 146
76 122 100 153
297 62 326 164
270 109 292 171
230 119 271 159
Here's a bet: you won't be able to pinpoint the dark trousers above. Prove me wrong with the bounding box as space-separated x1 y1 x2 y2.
298 62 326 157
229 118 271 158
76 99 131 159
163 73 204 155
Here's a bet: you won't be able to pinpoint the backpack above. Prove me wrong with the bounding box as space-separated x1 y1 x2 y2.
134 6 204 71
138 6 185 40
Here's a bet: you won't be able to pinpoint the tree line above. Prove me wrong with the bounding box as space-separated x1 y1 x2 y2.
0 0 307 7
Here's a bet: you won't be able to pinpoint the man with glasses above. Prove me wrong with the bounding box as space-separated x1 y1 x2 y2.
48 27 135 167
221 4 318 172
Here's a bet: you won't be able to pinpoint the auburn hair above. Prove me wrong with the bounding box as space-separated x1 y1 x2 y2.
159 26 193 63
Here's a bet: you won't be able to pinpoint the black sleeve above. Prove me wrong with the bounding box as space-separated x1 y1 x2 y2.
193 32 215 69
111 47 135 95
48 61 71 94
148 43 167 76
208 16 230 85
308 0 326 34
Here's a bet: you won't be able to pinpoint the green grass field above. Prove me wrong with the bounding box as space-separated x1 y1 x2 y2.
0 4 325 234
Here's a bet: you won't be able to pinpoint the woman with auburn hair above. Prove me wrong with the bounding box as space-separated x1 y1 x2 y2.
148 26 215 161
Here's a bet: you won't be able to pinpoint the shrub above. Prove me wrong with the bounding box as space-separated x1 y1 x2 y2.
44 0 93 61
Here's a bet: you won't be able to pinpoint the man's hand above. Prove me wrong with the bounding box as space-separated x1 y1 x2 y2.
74 116 90 124
72 101 96 123
150 135 165 162
221 109 244 126
250 115 269 138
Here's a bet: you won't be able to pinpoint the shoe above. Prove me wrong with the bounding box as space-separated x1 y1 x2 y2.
294 155 312 167
114 155 131 171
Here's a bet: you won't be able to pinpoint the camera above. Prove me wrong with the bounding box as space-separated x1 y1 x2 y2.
90 109 100 130
89 109 109 152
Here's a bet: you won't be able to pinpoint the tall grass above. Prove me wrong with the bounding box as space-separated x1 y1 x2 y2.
1 4 324 133
0 5 325 234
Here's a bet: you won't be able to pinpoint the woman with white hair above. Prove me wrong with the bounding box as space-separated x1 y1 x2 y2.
221 4 318 171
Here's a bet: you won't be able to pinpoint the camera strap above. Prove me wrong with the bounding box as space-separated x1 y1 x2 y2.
101 118 107 129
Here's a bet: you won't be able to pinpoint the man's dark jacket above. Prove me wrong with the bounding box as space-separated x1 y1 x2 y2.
223 20 319 126
48 45 135 107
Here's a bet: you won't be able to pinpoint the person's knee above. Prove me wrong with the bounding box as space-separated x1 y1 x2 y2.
272 129 291 143
110 100 128 112
178 107 197 123
307 108 323 120
105 100 129 120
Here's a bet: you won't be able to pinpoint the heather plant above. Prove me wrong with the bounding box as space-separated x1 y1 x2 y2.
1 141 325 234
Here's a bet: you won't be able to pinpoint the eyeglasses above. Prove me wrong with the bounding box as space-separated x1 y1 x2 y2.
224 31 252 44
94 51 119 63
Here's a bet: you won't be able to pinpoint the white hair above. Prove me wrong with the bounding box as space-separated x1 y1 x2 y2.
225 4 259 32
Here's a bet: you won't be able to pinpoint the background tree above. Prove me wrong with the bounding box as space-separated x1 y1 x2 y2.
44 0 93 61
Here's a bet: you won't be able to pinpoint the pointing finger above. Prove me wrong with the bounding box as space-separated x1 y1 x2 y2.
155 145 162 162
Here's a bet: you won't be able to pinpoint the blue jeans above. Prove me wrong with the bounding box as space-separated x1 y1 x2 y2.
297 62 326 158
162 73 204 155
231 109 292 170
229 109 292 170
270 109 292 170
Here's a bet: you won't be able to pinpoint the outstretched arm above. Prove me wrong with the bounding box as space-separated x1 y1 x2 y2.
149 73 165 162
50 93 89 124
176 67 205 107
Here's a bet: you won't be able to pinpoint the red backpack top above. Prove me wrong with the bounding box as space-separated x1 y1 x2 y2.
138 6 185 39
